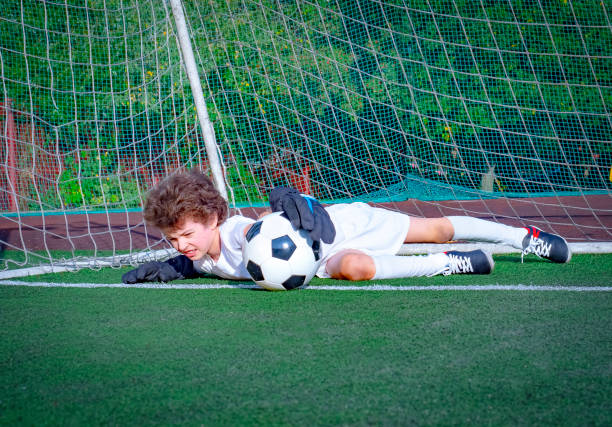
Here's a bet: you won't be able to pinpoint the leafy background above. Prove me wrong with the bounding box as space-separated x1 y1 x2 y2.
0 0 610 211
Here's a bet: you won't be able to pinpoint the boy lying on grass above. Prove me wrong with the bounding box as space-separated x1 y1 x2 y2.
122 169 571 284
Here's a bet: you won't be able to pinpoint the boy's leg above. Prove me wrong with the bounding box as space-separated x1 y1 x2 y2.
325 250 376 281
446 216 570 262
405 216 570 263
405 216 526 247
325 248 493 280
404 217 455 243
446 216 527 248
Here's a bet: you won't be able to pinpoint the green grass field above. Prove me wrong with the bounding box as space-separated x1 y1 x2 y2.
1 254 611 425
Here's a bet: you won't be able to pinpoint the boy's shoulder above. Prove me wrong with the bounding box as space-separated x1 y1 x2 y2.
219 214 256 249
220 214 255 234
224 214 255 225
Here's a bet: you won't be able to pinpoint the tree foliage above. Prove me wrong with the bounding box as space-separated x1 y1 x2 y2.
1 0 609 210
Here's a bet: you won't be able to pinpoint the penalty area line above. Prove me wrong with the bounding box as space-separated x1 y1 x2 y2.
0 280 611 292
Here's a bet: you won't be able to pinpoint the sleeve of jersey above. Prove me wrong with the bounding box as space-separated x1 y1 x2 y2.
226 215 256 252
190 216 256 280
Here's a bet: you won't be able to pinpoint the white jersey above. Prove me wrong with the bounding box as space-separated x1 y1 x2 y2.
192 202 410 280
193 215 255 280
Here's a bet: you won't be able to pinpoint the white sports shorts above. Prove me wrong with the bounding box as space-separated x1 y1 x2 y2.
316 202 411 278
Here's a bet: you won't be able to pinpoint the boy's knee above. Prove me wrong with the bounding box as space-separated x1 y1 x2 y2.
338 253 375 281
433 218 454 243
405 217 454 244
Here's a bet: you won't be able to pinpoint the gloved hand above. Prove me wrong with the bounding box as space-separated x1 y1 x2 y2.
269 186 336 244
122 261 183 284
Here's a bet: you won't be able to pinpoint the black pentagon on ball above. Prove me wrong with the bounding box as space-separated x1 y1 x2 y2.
245 221 263 242
246 260 264 281
282 275 306 290
271 235 296 261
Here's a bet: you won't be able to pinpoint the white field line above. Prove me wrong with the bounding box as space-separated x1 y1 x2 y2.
0 280 610 292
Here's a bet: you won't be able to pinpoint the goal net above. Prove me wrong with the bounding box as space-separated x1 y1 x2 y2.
1 0 611 275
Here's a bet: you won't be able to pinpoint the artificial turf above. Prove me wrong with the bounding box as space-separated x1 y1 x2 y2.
0 254 611 425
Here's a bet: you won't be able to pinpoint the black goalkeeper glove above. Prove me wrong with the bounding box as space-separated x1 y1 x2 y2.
122 261 182 284
269 186 336 244
122 255 198 284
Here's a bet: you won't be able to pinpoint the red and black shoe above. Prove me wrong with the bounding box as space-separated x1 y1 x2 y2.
521 226 571 263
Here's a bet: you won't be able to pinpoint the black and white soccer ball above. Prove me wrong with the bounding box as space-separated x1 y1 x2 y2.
243 212 321 291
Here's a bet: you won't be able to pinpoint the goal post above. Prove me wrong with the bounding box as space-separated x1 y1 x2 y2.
0 0 197 274
1 0 611 277
169 0 228 202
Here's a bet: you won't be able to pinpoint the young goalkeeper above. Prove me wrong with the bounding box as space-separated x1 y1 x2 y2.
122 169 571 284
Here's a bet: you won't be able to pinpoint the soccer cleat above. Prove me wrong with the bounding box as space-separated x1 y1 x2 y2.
443 250 494 275
521 226 571 263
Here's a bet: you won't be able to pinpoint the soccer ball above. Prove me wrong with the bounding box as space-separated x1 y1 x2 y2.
243 212 321 291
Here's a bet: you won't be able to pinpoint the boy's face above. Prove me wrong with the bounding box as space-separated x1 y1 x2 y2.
164 216 219 261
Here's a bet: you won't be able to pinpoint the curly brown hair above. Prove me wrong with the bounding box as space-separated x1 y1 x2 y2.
143 169 228 231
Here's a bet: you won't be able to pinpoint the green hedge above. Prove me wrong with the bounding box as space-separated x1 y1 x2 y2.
1 0 609 210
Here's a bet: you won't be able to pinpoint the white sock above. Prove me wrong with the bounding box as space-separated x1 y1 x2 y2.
372 253 449 279
447 216 527 249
